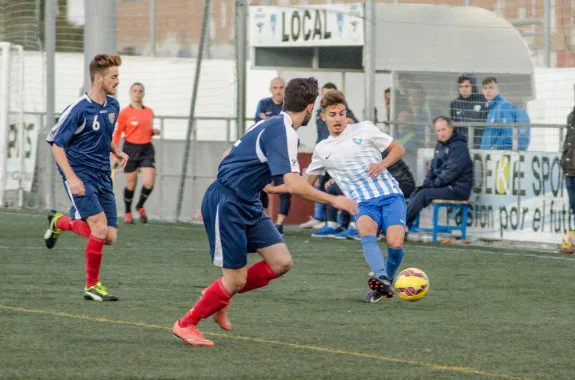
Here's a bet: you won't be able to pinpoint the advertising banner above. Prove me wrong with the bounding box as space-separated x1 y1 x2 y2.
416 149 569 243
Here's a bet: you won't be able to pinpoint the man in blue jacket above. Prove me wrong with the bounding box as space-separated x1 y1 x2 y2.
255 77 285 123
479 76 530 151
450 73 487 148
406 116 473 230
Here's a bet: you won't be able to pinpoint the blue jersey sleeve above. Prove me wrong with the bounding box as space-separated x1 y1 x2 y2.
47 103 85 148
262 123 300 177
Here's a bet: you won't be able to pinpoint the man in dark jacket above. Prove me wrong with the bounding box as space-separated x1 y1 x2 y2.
450 73 487 148
406 116 473 229
561 104 575 213
385 151 415 199
560 103 575 253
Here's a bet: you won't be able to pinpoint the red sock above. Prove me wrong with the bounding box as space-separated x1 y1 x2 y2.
85 235 105 288
71 220 91 238
55 215 72 230
179 279 231 327
239 261 279 294
55 216 91 238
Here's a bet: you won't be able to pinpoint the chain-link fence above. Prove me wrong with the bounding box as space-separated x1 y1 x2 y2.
1 0 575 242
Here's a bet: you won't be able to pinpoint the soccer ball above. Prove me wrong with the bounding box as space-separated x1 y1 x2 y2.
394 268 429 302
560 231 575 254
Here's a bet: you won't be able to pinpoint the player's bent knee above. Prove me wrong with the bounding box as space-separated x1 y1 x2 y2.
387 239 403 248
91 225 108 239
386 234 405 248
273 256 293 276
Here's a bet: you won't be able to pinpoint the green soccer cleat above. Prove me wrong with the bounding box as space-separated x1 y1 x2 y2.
84 282 119 301
44 210 64 249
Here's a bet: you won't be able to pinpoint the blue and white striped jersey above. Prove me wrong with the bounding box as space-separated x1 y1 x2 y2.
306 121 402 203
46 94 119 173
217 112 300 202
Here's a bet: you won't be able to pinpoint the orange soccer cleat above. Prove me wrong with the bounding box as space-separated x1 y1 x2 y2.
172 321 214 347
137 208 148 224
124 212 135 224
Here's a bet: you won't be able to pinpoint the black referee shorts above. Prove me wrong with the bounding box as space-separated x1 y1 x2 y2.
122 141 155 173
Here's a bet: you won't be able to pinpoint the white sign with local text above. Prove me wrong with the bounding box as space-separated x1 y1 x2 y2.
249 4 364 47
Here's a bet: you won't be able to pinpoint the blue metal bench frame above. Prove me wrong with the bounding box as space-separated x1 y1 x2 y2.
410 200 470 243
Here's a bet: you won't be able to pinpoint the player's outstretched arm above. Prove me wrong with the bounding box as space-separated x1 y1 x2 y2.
283 172 358 215
263 183 287 194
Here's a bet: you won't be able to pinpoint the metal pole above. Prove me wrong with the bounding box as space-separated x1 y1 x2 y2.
236 0 248 136
16 45 25 208
543 0 551 68
175 0 211 221
0 43 11 208
45 0 56 208
149 0 157 56
364 0 376 121
84 0 117 93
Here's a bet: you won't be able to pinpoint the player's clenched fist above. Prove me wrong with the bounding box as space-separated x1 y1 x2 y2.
68 176 85 196
116 152 129 169
367 162 385 178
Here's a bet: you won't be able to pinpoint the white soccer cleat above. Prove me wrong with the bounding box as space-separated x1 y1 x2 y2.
299 217 325 229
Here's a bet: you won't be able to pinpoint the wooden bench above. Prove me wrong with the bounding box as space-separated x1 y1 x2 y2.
410 200 471 243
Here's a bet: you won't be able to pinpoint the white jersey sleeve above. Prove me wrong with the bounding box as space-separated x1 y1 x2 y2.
306 145 327 176
363 121 394 152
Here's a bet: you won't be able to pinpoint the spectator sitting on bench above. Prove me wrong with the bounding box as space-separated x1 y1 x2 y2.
406 115 473 230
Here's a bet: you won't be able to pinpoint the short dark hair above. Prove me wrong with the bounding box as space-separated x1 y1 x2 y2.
482 76 498 86
322 82 337 91
320 90 346 111
89 54 121 83
457 74 472 84
384 87 391 94
283 77 319 113
433 115 453 128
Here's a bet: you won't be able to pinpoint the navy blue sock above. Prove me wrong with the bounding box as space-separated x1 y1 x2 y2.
386 247 405 281
361 236 386 278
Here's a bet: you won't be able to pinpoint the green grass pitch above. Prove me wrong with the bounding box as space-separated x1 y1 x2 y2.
1 210 574 379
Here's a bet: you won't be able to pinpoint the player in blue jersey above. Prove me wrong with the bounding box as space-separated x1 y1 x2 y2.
305 91 407 303
172 78 358 347
254 77 292 234
44 54 128 301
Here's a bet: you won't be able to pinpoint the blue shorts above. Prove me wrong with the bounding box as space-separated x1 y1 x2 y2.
355 194 406 233
62 169 118 228
201 181 283 269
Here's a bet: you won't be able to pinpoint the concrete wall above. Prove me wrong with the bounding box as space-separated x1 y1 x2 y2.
112 140 230 221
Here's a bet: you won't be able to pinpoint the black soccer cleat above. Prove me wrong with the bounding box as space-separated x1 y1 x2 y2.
368 275 395 300
44 210 64 249
364 289 387 303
